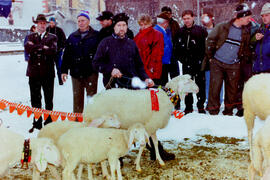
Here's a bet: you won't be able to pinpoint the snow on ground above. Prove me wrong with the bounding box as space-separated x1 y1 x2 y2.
0 53 265 145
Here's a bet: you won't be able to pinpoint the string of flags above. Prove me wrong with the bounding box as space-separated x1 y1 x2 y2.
0 99 83 122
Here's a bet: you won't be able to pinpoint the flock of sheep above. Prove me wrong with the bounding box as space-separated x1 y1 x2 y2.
1 73 270 180
0 74 199 180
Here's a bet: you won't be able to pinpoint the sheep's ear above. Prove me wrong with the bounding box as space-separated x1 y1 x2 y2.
34 149 48 172
88 118 105 127
128 132 135 149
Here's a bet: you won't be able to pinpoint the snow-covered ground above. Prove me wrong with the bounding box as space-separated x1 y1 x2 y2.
0 53 265 145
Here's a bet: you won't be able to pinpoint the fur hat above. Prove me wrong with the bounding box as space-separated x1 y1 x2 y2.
77 10 90 20
32 14 48 24
113 13 129 27
96 11 114 21
157 12 171 21
261 3 270 15
235 3 252 18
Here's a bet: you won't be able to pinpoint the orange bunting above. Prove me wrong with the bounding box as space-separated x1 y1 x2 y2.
9 103 17 113
67 113 76 121
0 99 8 110
50 112 60 122
17 104 26 115
26 106 32 117
43 110 50 121
75 113 83 122
173 110 184 119
60 112 67 121
33 108 43 120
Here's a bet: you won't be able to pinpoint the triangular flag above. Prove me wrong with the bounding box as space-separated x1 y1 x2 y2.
43 110 50 121
26 106 32 117
9 103 17 113
0 100 7 110
17 104 26 115
60 112 67 121
33 108 43 120
67 113 76 121
50 112 60 122
75 113 83 122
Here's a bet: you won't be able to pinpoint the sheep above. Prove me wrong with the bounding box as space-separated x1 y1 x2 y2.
37 114 120 179
83 74 199 171
0 126 60 180
57 123 149 180
243 73 270 161
248 116 270 180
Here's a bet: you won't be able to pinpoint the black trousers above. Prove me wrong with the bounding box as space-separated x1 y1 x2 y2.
29 77 54 110
159 62 180 86
182 65 206 110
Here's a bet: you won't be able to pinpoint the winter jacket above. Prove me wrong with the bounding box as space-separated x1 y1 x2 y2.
134 27 164 79
175 24 207 70
154 24 173 64
46 26 66 52
93 34 149 86
24 32 57 78
253 24 270 73
202 19 254 71
61 27 99 79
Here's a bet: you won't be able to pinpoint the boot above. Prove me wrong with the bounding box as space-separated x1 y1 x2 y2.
44 115 52 126
29 117 43 133
148 137 175 161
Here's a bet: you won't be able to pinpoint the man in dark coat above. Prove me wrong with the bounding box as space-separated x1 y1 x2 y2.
46 17 66 85
24 14 57 133
61 10 99 113
175 10 208 114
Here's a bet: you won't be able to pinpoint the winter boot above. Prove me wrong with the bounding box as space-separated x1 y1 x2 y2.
29 116 43 133
44 115 52 126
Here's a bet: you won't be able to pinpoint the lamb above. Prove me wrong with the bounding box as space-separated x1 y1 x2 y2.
57 123 149 180
243 73 270 160
37 114 120 179
83 74 199 171
248 116 270 180
0 126 60 180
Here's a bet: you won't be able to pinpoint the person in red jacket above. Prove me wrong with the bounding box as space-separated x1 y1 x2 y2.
134 14 164 85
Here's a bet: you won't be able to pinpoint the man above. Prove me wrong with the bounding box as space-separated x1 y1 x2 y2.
46 17 66 85
24 14 57 133
93 12 175 161
154 12 173 86
61 10 99 113
253 2 270 74
204 3 253 116
134 14 164 84
175 10 208 114
96 11 134 40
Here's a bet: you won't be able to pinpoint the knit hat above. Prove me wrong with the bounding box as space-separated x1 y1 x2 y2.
235 3 252 18
77 10 90 20
96 11 114 21
261 3 270 15
113 13 129 27
32 14 48 24
157 12 171 21
49 17 56 23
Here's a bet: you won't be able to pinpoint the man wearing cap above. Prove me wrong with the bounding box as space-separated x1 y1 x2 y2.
96 10 114 40
24 14 58 132
174 10 208 115
253 2 270 74
46 17 66 85
203 3 254 116
61 10 99 113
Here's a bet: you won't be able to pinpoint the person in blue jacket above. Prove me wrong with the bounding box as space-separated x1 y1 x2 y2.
24 25 36 61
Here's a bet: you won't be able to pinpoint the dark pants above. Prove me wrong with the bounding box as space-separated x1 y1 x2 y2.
236 63 253 111
71 73 98 113
207 59 241 114
182 65 206 110
55 51 63 84
160 62 180 86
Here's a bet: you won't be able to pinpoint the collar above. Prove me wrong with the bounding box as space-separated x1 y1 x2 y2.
21 139 32 169
158 86 179 108
38 31 46 39
156 24 166 32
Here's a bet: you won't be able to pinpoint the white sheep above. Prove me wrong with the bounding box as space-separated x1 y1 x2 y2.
37 114 120 179
0 126 60 180
248 116 270 180
57 123 149 180
243 73 270 161
83 74 199 171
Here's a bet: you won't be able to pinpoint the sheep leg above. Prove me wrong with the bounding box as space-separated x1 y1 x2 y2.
32 165 40 180
108 157 117 180
62 158 78 180
116 159 122 180
135 145 145 172
151 134 165 166
77 164 83 180
101 160 110 179
47 164 61 180
244 109 255 161
87 164 93 180
262 166 270 180
248 163 256 180
253 138 263 177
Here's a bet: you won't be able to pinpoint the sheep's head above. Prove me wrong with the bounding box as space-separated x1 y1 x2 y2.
34 138 61 172
88 114 121 128
127 123 149 149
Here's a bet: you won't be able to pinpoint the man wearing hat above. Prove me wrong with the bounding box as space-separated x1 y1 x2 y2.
25 14 58 132
203 3 254 116
61 10 99 113
46 17 66 85
253 2 270 74
96 10 114 40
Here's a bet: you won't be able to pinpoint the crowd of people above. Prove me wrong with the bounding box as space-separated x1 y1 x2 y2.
23 2 270 160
